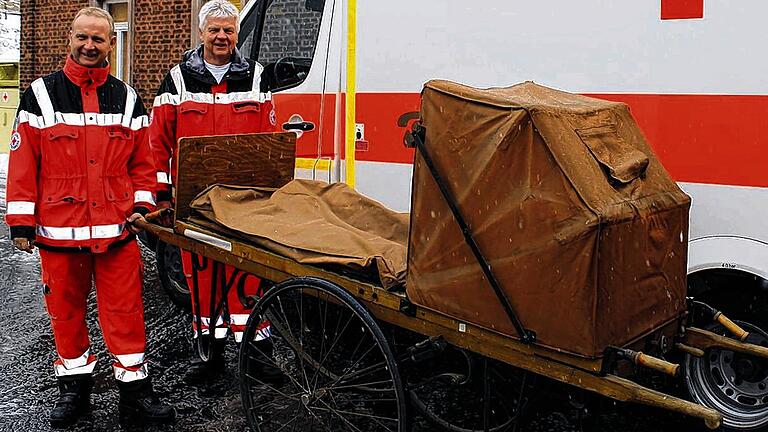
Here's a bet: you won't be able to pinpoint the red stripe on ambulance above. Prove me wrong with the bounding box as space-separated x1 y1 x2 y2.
275 92 768 188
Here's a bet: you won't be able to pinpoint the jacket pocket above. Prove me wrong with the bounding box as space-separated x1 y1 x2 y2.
38 177 88 227
231 101 263 130
180 103 209 115
107 127 132 140
41 126 82 175
48 129 79 141
232 101 261 113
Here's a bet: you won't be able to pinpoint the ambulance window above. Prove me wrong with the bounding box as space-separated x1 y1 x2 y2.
238 0 325 92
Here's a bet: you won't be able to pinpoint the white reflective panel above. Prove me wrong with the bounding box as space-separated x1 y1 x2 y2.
6 201 35 215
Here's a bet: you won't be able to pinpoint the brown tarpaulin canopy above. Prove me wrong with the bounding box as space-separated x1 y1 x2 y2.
406 80 691 358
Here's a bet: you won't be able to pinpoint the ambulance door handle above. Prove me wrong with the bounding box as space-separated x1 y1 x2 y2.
282 120 315 132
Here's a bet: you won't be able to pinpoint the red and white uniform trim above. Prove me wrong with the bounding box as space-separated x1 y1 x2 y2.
54 349 97 377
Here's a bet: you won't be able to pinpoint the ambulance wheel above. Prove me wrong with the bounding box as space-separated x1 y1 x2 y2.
239 277 407 432
685 320 768 430
156 240 191 310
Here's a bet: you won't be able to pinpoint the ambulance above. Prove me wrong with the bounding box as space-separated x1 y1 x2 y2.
156 1 768 426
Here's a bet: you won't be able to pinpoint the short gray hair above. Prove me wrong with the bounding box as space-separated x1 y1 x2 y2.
199 0 240 33
73 7 115 36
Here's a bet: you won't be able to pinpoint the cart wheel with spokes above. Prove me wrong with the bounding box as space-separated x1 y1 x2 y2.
406 344 529 432
238 277 407 432
685 320 768 430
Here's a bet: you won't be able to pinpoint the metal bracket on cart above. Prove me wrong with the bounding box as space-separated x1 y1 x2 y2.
399 297 417 317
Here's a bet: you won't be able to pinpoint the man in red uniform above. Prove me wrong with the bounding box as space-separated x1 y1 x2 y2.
5 7 174 428
150 0 277 383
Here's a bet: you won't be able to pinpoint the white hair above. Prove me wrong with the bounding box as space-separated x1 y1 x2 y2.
199 0 240 32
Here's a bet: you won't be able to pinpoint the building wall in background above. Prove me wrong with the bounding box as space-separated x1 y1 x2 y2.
132 0 192 106
19 0 250 109
19 0 88 91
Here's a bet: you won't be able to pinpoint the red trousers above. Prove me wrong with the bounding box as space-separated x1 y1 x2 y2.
40 240 148 381
182 251 269 342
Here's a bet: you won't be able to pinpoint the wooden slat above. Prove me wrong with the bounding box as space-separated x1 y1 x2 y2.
174 132 296 220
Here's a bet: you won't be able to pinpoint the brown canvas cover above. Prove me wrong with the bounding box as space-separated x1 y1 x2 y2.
190 179 409 289
406 80 691 358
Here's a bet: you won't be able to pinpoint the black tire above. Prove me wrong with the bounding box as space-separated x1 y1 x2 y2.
155 240 191 310
239 277 407 432
685 320 768 430
137 230 158 252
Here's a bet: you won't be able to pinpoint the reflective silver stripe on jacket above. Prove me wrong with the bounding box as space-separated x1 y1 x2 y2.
16 110 149 131
30 78 55 126
156 172 171 184
22 78 148 131
36 223 125 241
134 190 155 205
6 201 35 215
122 84 137 128
153 63 271 108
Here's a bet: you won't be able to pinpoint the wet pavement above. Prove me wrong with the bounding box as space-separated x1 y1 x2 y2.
0 154 708 432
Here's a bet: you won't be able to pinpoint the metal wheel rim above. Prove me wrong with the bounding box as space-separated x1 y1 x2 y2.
685 321 768 430
407 348 520 432
239 277 406 432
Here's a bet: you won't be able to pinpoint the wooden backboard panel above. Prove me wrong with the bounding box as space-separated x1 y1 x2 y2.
174 132 296 221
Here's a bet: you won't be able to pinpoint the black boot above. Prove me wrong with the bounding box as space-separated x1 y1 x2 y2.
117 377 175 425
248 338 285 385
183 337 226 384
50 375 93 428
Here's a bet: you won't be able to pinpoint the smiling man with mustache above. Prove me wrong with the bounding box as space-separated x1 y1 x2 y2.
4 7 174 428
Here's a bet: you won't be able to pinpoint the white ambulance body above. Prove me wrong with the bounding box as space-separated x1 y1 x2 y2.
238 0 768 315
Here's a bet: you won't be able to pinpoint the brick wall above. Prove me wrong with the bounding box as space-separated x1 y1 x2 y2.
19 0 192 109
20 0 89 90
132 0 192 107
18 0 305 110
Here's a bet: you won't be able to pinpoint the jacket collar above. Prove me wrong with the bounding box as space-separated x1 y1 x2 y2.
63 56 110 89
180 45 251 85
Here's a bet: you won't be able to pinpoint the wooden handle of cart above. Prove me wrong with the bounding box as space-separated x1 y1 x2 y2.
714 312 749 341
131 208 173 233
633 351 680 377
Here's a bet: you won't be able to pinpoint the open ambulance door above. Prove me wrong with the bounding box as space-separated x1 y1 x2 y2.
238 0 341 183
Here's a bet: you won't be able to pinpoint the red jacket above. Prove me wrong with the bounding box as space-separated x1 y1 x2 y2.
5 57 156 252
149 46 277 201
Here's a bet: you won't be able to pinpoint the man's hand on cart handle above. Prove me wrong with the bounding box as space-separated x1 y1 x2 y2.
12 237 35 253
126 213 147 234
154 201 174 227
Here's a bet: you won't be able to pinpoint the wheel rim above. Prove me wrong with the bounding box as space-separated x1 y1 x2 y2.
685 321 768 430
162 243 189 296
239 277 406 432
407 347 522 432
